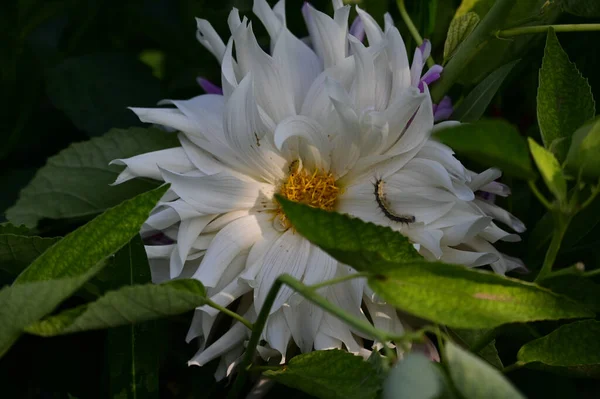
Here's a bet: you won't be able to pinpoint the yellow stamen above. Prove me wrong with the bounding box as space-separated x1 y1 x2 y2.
275 163 340 229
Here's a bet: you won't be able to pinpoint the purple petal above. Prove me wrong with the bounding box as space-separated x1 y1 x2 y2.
421 64 443 86
433 95 453 122
197 77 223 95
349 16 365 42
418 39 432 59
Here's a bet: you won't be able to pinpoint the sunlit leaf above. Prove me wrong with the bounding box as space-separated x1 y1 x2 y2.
565 116 600 180
443 11 480 61
537 28 595 161
528 138 567 202
0 185 167 358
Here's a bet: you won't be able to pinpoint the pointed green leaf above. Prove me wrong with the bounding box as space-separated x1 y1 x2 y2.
6 127 178 228
25 279 205 336
275 195 422 272
444 341 525 399
444 12 480 61
537 28 595 161
539 274 600 312
367 261 593 329
0 223 32 235
528 138 567 202
434 120 535 179
263 350 382 399
0 185 167 358
452 60 519 122
383 353 452 399
278 197 593 328
517 320 600 377
565 116 600 180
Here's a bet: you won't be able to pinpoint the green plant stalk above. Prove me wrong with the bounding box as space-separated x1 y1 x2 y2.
536 213 571 281
396 0 435 68
430 0 517 103
228 274 395 398
205 299 253 330
496 24 600 38
528 180 554 210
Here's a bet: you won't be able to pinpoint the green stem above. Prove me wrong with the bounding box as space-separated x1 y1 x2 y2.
584 268 600 277
205 299 253 331
308 272 370 290
535 213 571 281
502 361 524 373
543 262 585 279
430 0 517 103
396 0 435 68
228 274 393 398
528 180 554 211
579 184 600 211
496 24 600 38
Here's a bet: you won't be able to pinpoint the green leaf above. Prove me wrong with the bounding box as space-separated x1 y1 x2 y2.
443 12 480 61
6 127 178 228
451 329 503 369
383 353 452 399
517 320 600 377
528 138 567 202
106 236 158 399
537 28 595 161
433 120 535 179
0 223 31 235
0 185 167 358
368 261 593 329
275 196 422 272
46 53 162 136
539 274 600 312
559 0 600 17
565 116 600 180
25 279 206 336
452 60 519 122
264 350 382 399
444 341 525 399
0 233 59 276
278 197 593 328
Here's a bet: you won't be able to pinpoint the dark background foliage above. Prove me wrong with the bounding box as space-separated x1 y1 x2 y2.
1 0 600 397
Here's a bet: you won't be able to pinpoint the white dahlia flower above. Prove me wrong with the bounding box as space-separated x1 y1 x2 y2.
112 0 525 379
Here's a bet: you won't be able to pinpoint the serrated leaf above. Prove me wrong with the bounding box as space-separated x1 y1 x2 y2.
6 127 178 228
517 320 600 377
264 350 382 399
0 223 32 235
444 12 480 61
0 185 167 358
559 0 600 16
275 196 422 272
451 329 503 369
367 261 592 329
537 28 595 162
278 197 593 328
528 138 567 202
452 60 519 122
26 279 206 336
383 353 451 399
444 341 525 399
46 53 161 136
433 120 535 179
565 116 600 180
0 234 60 276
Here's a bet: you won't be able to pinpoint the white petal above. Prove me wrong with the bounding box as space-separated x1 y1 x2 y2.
253 0 284 43
355 6 384 45
440 246 499 267
304 4 349 68
474 199 526 233
386 27 411 102
255 230 311 314
386 86 433 156
188 321 247 367
169 215 215 278
110 147 194 184
348 36 375 111
480 223 521 243
274 116 331 171
196 18 227 62
283 300 323 353
469 168 502 191
265 311 291 359
161 169 276 213
193 214 269 287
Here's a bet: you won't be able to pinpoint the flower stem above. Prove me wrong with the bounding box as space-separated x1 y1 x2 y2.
307 272 370 290
528 180 554 211
430 0 517 103
229 274 395 398
535 213 571 281
204 299 253 330
496 24 600 38
396 0 435 68
502 361 524 373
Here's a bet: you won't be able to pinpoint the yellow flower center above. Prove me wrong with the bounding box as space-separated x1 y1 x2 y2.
275 163 340 229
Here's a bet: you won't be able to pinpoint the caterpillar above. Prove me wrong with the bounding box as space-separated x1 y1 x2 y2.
374 178 416 224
